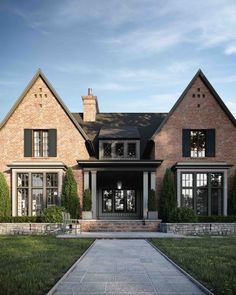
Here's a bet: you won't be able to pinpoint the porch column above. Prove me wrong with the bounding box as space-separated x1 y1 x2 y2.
143 171 148 219
177 170 181 207
150 172 156 191
91 171 97 219
84 171 89 190
223 170 227 216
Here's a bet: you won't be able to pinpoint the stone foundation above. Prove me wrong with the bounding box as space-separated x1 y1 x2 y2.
160 223 236 235
0 223 63 235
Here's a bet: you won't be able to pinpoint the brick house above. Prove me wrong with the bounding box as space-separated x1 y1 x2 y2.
0 69 235 221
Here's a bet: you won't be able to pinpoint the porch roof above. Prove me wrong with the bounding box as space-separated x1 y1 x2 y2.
77 159 162 171
172 161 233 170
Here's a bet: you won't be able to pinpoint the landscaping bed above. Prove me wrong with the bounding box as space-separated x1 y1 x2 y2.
149 237 236 295
0 236 94 295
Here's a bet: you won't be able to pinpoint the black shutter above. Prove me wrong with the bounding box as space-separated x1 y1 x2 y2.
24 129 32 157
206 129 215 157
48 129 57 157
182 129 191 157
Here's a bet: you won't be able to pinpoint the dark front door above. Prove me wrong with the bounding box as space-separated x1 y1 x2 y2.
102 189 136 214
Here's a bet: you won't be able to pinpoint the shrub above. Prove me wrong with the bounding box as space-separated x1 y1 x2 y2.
159 168 176 221
0 172 11 217
169 207 197 222
61 168 81 219
197 215 236 223
0 216 42 223
229 170 236 215
148 189 157 211
41 206 65 223
83 189 92 211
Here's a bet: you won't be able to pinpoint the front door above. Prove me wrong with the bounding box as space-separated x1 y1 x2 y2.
103 189 136 213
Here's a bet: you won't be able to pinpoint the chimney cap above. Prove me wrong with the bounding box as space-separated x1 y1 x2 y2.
88 88 93 95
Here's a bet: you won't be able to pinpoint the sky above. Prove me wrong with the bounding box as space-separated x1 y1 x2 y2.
0 0 236 121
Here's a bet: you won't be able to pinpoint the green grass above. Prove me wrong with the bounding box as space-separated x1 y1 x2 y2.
149 237 236 295
0 236 94 295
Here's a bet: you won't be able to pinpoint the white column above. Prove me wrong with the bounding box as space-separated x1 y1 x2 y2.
150 172 156 191
143 171 148 219
177 170 181 207
84 171 89 190
223 170 228 216
91 171 97 219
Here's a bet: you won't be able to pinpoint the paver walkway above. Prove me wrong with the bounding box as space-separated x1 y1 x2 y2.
50 239 206 295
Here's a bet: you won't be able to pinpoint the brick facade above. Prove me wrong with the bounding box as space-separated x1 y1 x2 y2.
154 76 236 203
0 75 90 201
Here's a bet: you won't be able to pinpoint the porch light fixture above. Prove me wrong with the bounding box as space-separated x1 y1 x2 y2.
117 180 122 190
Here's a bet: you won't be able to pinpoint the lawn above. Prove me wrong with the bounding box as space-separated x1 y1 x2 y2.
0 236 94 295
149 237 236 295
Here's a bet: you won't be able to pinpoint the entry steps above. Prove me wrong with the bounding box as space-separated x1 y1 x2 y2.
86 220 161 232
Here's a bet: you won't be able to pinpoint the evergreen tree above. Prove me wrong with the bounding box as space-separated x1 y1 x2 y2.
61 168 81 218
159 168 176 221
229 170 236 215
83 189 92 211
0 172 11 217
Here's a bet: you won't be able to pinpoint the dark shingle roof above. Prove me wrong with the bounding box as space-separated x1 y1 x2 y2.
72 112 168 157
99 126 140 139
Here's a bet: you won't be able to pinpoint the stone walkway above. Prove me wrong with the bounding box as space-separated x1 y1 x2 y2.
49 239 208 295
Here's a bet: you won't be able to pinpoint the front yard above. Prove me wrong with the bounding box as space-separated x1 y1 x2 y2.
149 236 236 295
0 236 94 295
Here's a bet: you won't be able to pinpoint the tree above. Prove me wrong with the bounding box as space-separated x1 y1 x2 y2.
61 168 80 218
0 172 11 217
229 170 236 215
148 189 157 211
83 189 92 211
159 168 176 222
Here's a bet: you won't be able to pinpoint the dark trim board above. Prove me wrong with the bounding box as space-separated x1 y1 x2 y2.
172 161 232 170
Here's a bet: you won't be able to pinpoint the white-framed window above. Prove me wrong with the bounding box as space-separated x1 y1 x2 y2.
33 130 49 157
99 140 140 160
190 130 206 157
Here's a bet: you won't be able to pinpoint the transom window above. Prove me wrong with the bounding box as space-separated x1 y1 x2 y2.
181 172 223 215
190 130 206 157
33 130 49 157
17 172 59 216
100 140 139 160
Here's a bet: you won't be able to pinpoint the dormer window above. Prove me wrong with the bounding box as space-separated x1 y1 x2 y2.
99 140 140 160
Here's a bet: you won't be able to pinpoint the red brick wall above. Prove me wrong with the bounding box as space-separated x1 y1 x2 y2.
154 76 236 203
0 76 89 201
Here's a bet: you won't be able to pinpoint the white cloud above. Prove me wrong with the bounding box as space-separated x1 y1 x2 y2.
225 45 236 55
225 100 236 118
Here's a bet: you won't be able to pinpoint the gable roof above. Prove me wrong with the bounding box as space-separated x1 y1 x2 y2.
151 69 236 140
0 69 89 141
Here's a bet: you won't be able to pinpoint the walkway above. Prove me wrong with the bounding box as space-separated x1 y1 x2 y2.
49 239 207 295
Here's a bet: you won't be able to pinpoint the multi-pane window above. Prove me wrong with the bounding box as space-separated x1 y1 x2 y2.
115 143 124 158
16 172 60 216
100 141 139 159
33 130 49 157
17 173 29 216
190 130 206 157
127 143 136 158
103 143 112 158
46 173 59 206
181 172 223 216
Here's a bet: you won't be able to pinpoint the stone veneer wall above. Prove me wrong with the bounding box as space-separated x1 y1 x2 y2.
160 223 236 235
0 223 63 235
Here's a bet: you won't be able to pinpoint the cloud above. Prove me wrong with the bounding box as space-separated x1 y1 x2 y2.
225 45 236 55
225 100 236 118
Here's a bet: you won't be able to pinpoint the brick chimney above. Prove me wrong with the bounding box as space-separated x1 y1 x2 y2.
82 88 99 122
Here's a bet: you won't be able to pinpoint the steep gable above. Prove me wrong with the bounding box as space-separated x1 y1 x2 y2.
152 69 236 139
0 69 89 140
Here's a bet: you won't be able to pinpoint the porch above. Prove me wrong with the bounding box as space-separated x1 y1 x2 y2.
78 160 162 220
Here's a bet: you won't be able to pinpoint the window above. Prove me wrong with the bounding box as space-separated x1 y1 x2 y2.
100 140 139 159
16 172 60 216
24 129 57 157
190 130 206 157
33 130 48 157
181 172 223 215
182 129 215 157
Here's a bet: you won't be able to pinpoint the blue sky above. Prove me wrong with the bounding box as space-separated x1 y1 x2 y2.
1 0 236 121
